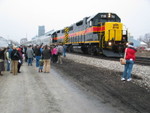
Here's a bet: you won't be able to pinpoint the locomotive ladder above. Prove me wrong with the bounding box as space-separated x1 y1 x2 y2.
64 27 69 43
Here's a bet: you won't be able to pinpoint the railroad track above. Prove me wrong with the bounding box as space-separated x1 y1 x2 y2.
69 53 150 66
135 57 150 66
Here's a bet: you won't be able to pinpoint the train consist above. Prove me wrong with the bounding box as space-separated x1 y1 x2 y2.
51 12 128 57
0 37 19 48
23 35 51 46
0 37 8 47
24 12 128 57
22 30 54 46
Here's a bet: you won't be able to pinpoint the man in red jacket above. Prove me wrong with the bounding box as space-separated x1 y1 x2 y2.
121 42 137 81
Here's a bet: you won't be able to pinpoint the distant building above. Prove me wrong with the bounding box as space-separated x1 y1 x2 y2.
38 26 45 36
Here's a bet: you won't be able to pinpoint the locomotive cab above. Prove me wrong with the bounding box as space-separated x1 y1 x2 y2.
93 13 128 57
102 22 128 57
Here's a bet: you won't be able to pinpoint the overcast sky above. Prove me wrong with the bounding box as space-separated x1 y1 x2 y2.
0 0 150 42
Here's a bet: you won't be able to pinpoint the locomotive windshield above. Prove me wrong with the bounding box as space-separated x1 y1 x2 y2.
91 13 121 26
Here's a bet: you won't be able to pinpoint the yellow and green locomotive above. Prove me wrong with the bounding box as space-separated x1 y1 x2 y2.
51 12 128 57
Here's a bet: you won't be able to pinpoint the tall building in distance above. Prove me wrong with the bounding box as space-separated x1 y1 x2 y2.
38 25 45 36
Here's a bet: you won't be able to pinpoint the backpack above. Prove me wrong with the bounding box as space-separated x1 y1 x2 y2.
13 51 19 58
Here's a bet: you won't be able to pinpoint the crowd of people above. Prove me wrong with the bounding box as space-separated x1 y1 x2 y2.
0 42 137 82
0 43 66 76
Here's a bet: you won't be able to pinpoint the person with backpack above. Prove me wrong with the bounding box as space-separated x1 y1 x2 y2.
11 46 21 75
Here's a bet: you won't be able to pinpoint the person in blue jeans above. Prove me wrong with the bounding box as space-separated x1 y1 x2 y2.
34 44 43 67
63 45 67 57
121 42 137 81
122 60 134 81
26 45 34 66
39 58 44 72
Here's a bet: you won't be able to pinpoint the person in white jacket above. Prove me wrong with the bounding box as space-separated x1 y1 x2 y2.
6 47 11 71
57 44 63 64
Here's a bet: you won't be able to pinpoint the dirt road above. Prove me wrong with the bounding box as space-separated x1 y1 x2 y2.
0 63 133 113
53 59 150 113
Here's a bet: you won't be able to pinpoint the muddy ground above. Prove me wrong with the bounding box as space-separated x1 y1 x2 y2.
53 59 150 113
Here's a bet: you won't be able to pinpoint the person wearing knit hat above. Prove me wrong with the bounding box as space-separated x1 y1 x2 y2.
128 42 134 47
121 42 137 81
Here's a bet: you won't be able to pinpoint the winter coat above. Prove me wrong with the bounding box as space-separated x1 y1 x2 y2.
18 48 23 59
26 48 34 58
125 47 137 61
34 44 43 56
11 49 20 60
57 45 63 54
42 49 51 59
34 47 41 56
8 48 13 59
0 48 6 61
51 48 58 55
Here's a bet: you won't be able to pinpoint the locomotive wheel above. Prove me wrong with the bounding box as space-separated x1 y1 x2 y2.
67 45 73 52
81 45 88 54
88 46 94 56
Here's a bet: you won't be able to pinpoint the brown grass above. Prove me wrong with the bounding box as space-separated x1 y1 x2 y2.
136 50 150 57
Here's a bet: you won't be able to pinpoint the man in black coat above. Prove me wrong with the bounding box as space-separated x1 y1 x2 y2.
34 43 43 67
0 47 6 75
11 46 20 75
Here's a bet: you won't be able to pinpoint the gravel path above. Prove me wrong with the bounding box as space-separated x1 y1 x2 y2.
65 53 150 90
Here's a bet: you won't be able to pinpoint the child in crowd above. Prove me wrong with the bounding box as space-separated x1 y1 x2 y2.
39 58 44 72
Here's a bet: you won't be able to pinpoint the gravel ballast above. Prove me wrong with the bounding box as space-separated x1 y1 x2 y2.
65 53 150 90
53 53 150 113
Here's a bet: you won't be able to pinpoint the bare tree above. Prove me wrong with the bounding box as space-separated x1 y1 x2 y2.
138 33 150 48
137 36 143 42
144 33 150 48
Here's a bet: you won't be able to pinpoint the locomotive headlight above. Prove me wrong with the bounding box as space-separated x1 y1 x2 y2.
108 13 111 18
123 37 125 39
108 42 112 46
126 43 129 46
